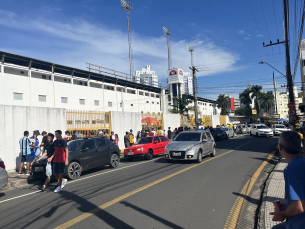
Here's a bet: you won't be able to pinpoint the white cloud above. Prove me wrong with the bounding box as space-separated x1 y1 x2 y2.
244 35 251 40
0 9 239 79
257 34 264 37
237 30 245 34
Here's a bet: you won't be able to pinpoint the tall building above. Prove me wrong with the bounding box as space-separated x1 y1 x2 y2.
183 72 193 95
135 65 159 87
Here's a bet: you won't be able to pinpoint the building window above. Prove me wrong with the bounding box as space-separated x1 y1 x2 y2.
38 95 46 102
157 102 159 104
13 92 23 100
156 95 160 98
145 93 149 96
61 97 68 103
152 102 154 104
139 91 144 95
67 120 73 125
108 102 112 107
79 99 85 105
120 103 122 108
131 104 133 106
94 100 99 106
151 94 155 97
146 101 149 103
141 111 143 113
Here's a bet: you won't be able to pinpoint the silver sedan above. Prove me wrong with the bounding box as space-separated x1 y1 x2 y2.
0 158 8 189
164 130 216 163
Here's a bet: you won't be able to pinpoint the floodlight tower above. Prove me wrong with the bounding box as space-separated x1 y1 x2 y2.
163 27 172 71
188 45 194 67
121 0 133 81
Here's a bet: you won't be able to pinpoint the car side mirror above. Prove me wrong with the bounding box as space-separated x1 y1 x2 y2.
154 141 159 144
81 147 89 151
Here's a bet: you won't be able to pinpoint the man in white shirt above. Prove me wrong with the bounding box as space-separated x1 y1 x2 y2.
152 128 157 136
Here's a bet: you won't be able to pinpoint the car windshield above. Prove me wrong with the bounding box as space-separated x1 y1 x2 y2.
68 139 84 151
135 137 153 145
174 133 201 141
247 125 251 127
275 125 286 128
257 126 269 129
242 125 246 128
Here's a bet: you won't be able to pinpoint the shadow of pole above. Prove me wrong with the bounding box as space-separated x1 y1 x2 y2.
121 201 184 229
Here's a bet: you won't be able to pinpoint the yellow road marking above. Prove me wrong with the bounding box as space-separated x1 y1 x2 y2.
223 150 276 229
55 142 250 229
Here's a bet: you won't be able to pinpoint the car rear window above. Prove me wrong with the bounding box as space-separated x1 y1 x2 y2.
136 137 153 144
159 136 168 142
68 140 84 151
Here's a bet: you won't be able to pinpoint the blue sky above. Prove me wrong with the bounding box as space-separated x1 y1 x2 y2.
0 0 302 100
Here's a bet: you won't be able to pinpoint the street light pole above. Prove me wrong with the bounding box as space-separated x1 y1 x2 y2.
273 72 278 114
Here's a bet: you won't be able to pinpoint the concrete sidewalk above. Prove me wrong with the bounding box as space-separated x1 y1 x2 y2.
259 159 287 228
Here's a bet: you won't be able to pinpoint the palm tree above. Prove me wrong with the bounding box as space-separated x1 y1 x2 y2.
260 91 274 115
216 94 229 115
250 85 262 116
239 88 252 107
169 95 193 114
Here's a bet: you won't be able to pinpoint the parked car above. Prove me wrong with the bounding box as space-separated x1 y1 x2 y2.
211 128 228 141
0 158 8 189
124 136 170 161
164 130 216 163
223 127 234 138
271 124 289 135
31 137 120 180
250 124 273 137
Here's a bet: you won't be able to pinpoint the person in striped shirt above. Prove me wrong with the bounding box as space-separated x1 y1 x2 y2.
18 131 34 175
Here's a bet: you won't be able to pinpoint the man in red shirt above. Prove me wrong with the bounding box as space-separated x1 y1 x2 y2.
48 130 69 193
148 129 154 137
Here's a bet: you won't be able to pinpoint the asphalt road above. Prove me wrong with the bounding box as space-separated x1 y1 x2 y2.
0 134 278 229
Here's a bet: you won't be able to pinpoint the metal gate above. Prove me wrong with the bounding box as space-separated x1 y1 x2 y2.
66 110 111 138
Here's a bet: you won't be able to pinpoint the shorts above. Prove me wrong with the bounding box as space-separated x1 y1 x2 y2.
53 163 66 174
21 155 32 163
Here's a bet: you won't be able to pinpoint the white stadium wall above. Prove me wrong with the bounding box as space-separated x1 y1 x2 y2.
0 105 66 171
163 113 181 132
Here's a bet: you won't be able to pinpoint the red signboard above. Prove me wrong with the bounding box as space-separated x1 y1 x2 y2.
288 102 295 109
230 98 235 111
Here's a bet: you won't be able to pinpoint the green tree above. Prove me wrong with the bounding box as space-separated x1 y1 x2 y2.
250 85 262 116
169 95 193 114
216 94 229 115
235 107 252 116
260 91 274 115
239 88 252 107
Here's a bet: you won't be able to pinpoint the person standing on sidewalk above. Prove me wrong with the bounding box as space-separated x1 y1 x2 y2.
168 127 172 140
114 134 119 146
270 131 305 228
124 132 130 148
18 131 34 176
37 133 55 191
48 130 68 193
129 129 134 146
110 131 115 142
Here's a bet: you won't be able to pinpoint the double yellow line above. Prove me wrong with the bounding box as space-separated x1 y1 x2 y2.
56 142 250 229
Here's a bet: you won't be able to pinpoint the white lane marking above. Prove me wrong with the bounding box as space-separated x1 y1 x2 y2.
0 158 159 204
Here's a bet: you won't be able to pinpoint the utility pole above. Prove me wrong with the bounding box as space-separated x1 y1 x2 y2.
261 0 296 125
273 72 278 114
163 27 172 71
190 66 199 129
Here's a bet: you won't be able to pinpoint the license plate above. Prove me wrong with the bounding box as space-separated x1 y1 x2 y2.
128 152 134 155
35 167 43 172
172 152 181 156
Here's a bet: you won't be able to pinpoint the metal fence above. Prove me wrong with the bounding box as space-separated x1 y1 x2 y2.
66 110 111 138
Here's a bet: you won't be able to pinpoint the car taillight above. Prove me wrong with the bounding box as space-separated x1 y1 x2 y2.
0 161 5 169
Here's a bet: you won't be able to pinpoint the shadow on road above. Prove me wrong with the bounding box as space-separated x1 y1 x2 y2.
121 201 184 229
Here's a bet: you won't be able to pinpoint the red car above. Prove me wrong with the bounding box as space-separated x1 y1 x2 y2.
124 136 170 160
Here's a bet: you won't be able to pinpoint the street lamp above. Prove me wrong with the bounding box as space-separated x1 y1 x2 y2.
258 61 286 78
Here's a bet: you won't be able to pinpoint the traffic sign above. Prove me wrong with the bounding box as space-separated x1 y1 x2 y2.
289 116 297 123
289 110 296 116
288 102 295 109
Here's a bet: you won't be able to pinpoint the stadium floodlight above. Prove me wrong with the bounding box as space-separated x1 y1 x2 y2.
121 0 133 81
163 27 172 70
188 45 194 67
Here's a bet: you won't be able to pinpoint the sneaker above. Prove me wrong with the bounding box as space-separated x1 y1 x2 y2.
18 173 23 176
54 186 62 193
61 179 67 189
26 173 30 176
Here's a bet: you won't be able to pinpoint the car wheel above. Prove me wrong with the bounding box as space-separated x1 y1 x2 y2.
67 162 81 180
109 153 120 168
196 150 202 163
210 147 216 157
274 131 276 135
146 150 153 160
